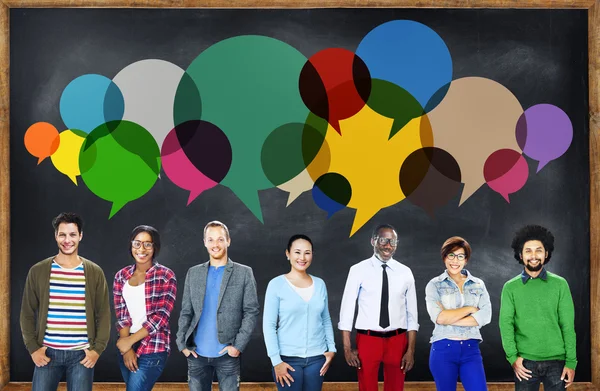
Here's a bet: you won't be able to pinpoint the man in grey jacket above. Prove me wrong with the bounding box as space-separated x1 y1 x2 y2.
177 220 260 391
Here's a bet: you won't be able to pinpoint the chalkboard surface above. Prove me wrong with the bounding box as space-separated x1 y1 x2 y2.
10 8 589 383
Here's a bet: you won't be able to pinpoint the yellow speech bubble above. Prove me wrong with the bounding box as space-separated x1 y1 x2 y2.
314 104 431 236
50 129 86 185
426 77 523 205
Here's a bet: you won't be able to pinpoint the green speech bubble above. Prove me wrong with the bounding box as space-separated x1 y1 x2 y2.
79 120 161 218
185 35 308 222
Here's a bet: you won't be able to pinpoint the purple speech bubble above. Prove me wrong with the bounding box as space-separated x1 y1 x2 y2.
515 104 573 173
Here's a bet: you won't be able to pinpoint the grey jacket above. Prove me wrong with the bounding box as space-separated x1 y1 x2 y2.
176 258 260 353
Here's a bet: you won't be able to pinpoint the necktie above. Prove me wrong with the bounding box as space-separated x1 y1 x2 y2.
380 264 390 328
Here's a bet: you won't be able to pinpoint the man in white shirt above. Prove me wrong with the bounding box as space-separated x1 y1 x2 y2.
339 224 419 391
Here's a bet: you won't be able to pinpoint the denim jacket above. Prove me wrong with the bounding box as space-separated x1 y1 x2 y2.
425 269 492 343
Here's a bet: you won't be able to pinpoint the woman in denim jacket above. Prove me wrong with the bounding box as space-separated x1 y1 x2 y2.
425 236 492 391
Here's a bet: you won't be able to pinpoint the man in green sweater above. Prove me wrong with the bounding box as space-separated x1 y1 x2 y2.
20 212 110 391
499 225 577 390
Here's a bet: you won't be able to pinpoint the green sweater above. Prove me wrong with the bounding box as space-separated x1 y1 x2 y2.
499 270 577 369
19 256 111 355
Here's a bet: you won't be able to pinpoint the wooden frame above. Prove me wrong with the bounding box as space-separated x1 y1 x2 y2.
0 0 598 390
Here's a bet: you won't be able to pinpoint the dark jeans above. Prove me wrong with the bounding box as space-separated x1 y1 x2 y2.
118 351 168 391
515 359 566 391
187 353 240 391
429 339 487 391
272 355 327 391
32 347 94 391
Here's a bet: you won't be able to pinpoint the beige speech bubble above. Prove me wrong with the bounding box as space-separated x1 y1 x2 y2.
277 134 332 206
426 77 524 205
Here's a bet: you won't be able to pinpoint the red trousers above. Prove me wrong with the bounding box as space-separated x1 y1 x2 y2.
356 332 408 391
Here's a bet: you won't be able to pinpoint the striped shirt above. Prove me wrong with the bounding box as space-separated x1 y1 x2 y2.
43 260 89 350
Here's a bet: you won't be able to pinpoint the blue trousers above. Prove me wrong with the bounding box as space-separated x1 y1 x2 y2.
118 351 168 391
514 359 566 391
187 353 241 391
272 355 327 391
429 339 487 391
32 347 94 391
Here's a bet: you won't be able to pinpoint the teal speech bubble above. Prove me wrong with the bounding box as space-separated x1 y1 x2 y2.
184 35 308 222
79 120 161 218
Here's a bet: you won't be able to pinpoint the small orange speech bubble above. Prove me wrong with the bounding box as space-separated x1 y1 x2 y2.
24 122 60 164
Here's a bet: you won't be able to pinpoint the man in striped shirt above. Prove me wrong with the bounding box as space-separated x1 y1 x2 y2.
20 212 110 391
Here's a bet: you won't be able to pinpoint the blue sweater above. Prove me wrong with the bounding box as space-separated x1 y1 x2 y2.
263 275 337 366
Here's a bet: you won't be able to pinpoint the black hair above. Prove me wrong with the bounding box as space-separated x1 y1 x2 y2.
52 212 83 234
129 225 161 261
511 225 555 264
371 224 396 240
286 234 313 252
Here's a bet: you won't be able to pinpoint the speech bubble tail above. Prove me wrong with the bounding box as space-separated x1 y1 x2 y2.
536 161 548 173
502 193 511 203
37 157 46 165
186 190 203 206
230 187 264 224
425 207 436 219
331 120 342 136
286 191 301 207
350 207 380 237
68 174 78 186
109 200 128 219
458 182 482 206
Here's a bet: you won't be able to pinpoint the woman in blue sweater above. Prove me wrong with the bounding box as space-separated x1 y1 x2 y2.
263 234 336 390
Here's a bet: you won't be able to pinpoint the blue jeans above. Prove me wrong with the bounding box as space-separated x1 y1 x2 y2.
32 347 94 391
272 355 326 391
514 359 566 391
118 351 168 391
187 353 240 391
429 339 487 391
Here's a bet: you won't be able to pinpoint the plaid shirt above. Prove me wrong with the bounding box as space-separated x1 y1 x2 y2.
113 263 177 356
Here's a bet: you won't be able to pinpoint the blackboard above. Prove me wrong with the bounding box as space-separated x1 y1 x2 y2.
8 7 590 383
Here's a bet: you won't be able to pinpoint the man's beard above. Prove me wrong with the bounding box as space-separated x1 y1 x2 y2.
525 260 543 272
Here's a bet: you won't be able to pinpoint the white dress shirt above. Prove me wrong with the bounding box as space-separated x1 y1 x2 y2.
338 255 419 332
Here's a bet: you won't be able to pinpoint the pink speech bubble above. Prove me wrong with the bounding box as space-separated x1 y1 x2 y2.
483 149 529 203
161 128 218 205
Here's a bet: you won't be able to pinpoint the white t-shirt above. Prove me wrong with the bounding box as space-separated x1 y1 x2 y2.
285 277 314 302
123 281 147 333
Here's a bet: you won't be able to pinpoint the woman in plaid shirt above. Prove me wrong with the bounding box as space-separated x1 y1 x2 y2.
113 225 177 391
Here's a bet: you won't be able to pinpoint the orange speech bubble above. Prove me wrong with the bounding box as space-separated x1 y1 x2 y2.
24 122 60 164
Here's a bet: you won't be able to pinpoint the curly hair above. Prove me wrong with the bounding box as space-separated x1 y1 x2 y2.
510 225 554 264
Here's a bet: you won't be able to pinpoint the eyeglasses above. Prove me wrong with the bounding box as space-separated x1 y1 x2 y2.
376 237 398 246
447 253 466 261
132 240 154 250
